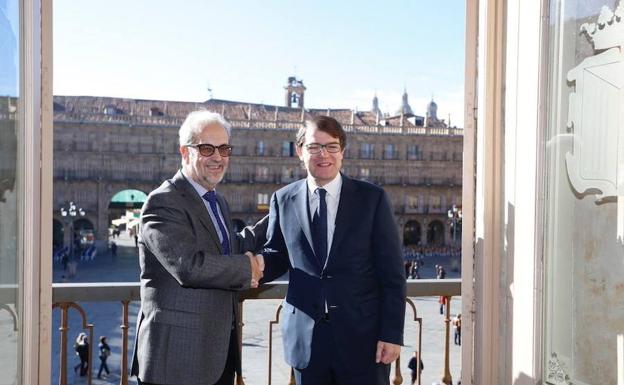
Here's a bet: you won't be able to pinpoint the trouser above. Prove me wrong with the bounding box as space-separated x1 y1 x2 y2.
294 316 390 385
98 357 110 377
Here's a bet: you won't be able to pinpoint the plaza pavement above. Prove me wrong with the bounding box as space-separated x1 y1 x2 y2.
50 234 462 385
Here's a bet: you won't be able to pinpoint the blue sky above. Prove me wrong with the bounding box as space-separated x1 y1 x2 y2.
54 0 466 125
0 0 19 96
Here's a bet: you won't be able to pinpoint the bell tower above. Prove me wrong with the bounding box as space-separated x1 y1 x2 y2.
284 76 306 108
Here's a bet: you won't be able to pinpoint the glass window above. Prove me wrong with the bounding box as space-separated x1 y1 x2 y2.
0 0 20 382
384 144 396 159
543 2 624 384
256 140 265 156
281 166 294 182
360 143 374 159
256 193 269 212
227 165 244 182
255 165 268 181
281 141 294 157
407 144 420 160
430 196 441 211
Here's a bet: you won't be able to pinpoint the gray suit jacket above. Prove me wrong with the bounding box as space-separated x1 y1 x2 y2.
131 170 265 385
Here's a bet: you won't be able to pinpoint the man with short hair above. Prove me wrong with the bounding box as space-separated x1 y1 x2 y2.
131 110 266 385
261 115 406 385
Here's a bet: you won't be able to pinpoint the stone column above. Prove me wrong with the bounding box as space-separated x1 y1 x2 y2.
96 180 109 242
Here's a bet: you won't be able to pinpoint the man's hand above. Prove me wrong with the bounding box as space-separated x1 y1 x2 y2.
254 253 264 272
246 252 264 288
375 341 401 364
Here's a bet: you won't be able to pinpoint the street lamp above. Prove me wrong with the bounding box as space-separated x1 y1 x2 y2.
60 201 85 260
447 205 462 244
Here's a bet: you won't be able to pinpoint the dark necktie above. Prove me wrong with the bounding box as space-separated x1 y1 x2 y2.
202 191 230 255
311 188 328 266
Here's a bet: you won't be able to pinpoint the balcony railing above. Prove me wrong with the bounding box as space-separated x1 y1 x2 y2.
54 112 464 138
45 279 461 385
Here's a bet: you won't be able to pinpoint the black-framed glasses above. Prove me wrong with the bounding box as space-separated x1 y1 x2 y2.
186 143 233 157
304 142 342 154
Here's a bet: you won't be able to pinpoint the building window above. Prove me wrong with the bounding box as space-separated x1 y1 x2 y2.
430 196 441 212
430 151 448 161
111 134 126 152
228 193 243 212
361 143 374 159
257 193 269 212
360 168 370 180
406 195 419 209
227 165 244 182
384 144 397 159
255 165 269 182
76 136 89 151
281 166 295 182
256 140 266 156
282 141 295 157
407 145 420 160
257 193 269 205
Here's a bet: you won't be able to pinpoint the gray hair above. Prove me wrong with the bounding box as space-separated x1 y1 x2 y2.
178 110 232 146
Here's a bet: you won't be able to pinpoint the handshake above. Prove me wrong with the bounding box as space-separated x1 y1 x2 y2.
245 252 264 288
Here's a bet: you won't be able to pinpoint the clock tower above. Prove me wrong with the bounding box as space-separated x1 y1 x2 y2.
284 76 306 108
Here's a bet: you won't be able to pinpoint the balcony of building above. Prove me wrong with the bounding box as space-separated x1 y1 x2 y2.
20 278 463 385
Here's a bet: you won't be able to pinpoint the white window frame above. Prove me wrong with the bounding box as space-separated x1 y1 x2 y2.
466 0 548 383
17 0 54 383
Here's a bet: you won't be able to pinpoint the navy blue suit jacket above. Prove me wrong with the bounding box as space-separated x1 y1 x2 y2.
262 174 406 370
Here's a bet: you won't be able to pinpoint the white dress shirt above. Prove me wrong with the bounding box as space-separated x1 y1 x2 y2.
306 173 342 258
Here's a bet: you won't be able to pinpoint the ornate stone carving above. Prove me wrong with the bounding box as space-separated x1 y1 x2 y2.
565 3 624 242
547 352 571 385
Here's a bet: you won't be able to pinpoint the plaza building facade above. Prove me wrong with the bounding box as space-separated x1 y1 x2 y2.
51 78 463 249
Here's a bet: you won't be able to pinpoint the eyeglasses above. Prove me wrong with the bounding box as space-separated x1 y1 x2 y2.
186 143 233 157
304 142 342 154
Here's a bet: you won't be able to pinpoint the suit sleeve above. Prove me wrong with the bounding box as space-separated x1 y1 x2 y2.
236 214 269 254
372 190 406 345
140 191 252 290
259 193 290 283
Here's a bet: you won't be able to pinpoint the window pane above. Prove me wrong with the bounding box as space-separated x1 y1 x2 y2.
0 0 21 382
543 1 623 384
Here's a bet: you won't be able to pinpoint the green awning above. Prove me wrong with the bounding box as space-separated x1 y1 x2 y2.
110 189 147 203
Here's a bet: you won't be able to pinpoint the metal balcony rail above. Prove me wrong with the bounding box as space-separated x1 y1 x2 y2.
2 280 461 385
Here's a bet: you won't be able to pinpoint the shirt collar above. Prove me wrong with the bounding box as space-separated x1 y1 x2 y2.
306 173 342 199
181 168 214 198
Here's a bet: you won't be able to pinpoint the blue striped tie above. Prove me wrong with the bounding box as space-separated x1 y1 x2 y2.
202 191 230 255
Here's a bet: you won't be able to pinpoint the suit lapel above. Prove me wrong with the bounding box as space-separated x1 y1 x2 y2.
290 180 315 257
171 170 223 253
327 175 357 263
